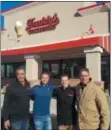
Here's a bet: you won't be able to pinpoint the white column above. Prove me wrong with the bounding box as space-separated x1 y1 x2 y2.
84 47 103 81
24 55 42 81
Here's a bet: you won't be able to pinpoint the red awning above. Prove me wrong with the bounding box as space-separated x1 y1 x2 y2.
1 35 110 56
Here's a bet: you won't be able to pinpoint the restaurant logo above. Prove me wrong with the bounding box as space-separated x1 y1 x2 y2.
26 13 59 34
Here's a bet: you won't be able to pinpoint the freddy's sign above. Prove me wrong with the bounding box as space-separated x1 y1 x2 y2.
26 13 59 34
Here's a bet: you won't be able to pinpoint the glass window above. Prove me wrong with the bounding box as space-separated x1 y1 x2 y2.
62 60 72 78
43 60 61 78
62 58 85 78
43 58 85 78
6 64 15 78
101 56 110 91
51 63 59 78
73 59 86 78
1 64 5 78
43 63 50 72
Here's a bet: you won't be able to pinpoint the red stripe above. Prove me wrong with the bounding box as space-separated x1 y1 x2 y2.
104 36 110 53
107 36 110 53
104 37 107 51
108 36 110 53
1 1 36 14
78 2 110 11
99 36 110 54
1 37 100 56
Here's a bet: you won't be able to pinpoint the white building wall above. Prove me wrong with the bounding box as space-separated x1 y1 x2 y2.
1 2 109 50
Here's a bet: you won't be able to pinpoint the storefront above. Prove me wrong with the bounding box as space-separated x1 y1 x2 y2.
1 1 110 88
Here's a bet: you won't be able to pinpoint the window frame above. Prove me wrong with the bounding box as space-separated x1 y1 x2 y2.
43 57 85 78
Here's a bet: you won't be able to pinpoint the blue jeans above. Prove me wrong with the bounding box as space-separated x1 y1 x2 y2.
11 119 29 130
34 115 52 130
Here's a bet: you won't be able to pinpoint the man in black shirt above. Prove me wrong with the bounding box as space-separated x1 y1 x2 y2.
3 68 30 130
53 74 77 130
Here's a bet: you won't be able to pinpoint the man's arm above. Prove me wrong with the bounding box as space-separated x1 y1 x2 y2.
28 86 36 100
29 86 36 96
3 86 11 122
95 87 110 130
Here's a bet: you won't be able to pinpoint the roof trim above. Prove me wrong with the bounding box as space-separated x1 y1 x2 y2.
77 1 110 11
1 36 110 56
1 1 36 15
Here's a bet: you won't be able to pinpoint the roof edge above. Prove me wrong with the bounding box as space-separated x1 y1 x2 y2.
78 1 110 11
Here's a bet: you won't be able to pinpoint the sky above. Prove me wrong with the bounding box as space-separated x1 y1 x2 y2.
1 1 104 29
1 1 29 29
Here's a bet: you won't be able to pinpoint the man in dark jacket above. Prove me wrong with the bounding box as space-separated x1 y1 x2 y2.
3 67 30 130
53 74 77 130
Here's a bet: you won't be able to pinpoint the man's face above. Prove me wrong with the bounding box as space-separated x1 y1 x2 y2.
16 69 25 82
41 74 50 85
80 71 90 84
61 76 69 88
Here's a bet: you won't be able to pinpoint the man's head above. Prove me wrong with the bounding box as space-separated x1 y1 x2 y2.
41 72 50 85
16 67 26 82
61 74 70 88
80 68 90 85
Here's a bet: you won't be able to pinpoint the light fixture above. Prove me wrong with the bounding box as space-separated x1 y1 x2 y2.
15 21 23 37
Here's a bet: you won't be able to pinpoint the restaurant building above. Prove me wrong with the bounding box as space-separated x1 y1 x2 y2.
1 1 110 88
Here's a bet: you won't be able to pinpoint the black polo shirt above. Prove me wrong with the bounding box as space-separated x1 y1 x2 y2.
53 86 77 125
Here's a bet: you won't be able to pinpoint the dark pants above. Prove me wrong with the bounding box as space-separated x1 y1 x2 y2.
11 119 29 130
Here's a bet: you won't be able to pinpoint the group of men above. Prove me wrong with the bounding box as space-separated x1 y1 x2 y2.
3 67 110 130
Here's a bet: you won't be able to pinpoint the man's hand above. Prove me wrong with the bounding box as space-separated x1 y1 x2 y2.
4 120 10 130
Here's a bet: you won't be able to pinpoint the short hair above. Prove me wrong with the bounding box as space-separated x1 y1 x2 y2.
16 67 26 73
41 72 51 78
80 68 89 74
61 74 70 79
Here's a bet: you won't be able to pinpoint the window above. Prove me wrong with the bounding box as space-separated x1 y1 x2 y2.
43 63 50 72
73 58 86 78
6 64 15 78
43 58 85 78
43 60 61 78
62 60 72 78
101 56 110 90
1 64 5 78
51 63 60 78
62 58 85 78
